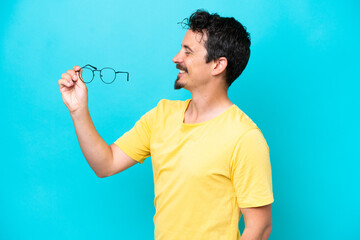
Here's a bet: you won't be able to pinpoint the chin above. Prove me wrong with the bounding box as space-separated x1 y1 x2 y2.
174 78 186 90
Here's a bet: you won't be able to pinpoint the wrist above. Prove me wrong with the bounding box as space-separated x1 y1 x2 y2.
70 107 90 121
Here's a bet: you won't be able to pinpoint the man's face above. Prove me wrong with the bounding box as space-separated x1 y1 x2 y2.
172 30 213 90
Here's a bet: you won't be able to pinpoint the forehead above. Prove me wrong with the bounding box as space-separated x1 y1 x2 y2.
182 30 207 51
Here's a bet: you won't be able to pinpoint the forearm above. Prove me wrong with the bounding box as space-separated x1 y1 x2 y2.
70 108 113 177
240 224 272 240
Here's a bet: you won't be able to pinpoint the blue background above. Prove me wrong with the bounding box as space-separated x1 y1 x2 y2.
1 0 359 239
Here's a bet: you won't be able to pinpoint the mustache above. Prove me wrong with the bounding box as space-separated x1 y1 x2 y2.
176 64 187 72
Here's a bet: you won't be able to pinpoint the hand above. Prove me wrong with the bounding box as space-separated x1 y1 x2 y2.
58 65 88 114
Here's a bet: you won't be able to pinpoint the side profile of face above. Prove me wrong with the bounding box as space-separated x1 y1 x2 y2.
172 30 213 90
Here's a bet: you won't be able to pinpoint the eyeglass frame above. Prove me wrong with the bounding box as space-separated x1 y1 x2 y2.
79 64 129 84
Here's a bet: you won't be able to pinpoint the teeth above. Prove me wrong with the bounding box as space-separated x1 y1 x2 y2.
179 70 185 73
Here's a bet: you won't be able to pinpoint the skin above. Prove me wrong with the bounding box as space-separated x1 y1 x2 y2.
173 30 234 123
58 29 272 239
241 204 273 240
173 30 273 239
58 66 87 114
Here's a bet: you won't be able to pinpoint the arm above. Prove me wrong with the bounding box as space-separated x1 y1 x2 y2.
240 204 272 240
70 108 113 177
230 129 274 239
59 66 138 178
71 109 138 178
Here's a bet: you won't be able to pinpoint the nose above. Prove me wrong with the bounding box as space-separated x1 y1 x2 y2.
172 50 183 64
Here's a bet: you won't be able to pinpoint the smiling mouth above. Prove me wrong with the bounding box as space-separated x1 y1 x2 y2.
176 64 187 74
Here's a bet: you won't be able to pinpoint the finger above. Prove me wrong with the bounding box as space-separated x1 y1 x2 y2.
61 73 72 81
73 65 81 72
67 69 75 76
75 69 85 82
58 78 73 89
67 69 78 81
73 73 88 92
74 71 87 88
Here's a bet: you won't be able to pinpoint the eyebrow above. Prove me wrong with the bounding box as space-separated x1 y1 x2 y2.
182 44 194 53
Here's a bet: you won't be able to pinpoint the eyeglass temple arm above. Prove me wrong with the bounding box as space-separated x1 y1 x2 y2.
116 71 130 81
81 64 97 70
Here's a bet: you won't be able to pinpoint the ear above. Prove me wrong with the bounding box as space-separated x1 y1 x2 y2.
212 57 228 76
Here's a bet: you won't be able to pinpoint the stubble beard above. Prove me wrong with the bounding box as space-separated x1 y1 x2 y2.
174 76 185 90
174 64 187 90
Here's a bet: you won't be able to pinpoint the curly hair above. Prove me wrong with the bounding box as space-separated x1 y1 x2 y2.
179 9 251 88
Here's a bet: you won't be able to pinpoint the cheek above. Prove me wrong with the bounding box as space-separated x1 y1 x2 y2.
193 62 211 76
187 60 203 73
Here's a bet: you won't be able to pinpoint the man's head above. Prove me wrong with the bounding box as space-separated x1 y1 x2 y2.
173 10 251 90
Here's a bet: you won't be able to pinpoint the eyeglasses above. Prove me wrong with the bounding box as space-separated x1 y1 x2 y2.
79 64 129 84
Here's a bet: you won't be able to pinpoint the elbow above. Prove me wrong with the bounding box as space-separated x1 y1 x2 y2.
266 222 272 232
96 168 118 178
95 170 110 178
262 222 272 239
96 172 107 178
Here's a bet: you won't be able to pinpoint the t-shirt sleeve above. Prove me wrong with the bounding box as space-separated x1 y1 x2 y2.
230 128 274 208
113 105 157 164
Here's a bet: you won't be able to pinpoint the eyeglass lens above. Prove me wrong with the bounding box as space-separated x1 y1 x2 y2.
100 68 116 84
80 67 117 84
80 67 94 83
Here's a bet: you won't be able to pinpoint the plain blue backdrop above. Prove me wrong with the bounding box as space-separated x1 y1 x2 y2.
1 0 359 239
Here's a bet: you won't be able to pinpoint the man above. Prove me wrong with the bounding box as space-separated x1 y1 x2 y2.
58 10 274 240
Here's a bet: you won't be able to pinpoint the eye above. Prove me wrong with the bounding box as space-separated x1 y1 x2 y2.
185 51 190 55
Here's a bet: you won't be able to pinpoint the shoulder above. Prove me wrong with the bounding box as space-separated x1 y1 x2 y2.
143 98 187 121
225 105 260 134
156 98 188 107
155 98 188 113
226 105 269 148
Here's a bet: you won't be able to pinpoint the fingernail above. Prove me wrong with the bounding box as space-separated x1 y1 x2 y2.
73 75 77 80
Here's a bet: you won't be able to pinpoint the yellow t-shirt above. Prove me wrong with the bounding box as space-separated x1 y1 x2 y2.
114 99 274 240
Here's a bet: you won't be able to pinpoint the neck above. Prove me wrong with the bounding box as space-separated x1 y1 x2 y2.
185 86 233 122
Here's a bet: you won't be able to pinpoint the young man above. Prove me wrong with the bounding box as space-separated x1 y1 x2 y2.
58 10 273 240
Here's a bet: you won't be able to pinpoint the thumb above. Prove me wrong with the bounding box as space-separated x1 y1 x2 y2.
73 65 81 72
73 71 87 89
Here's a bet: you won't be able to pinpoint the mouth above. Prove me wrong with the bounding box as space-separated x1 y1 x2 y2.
177 70 186 79
176 64 187 76
177 66 187 79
